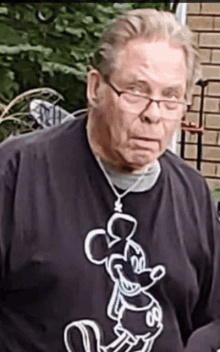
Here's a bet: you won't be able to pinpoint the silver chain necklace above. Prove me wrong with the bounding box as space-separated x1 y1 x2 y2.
96 157 147 213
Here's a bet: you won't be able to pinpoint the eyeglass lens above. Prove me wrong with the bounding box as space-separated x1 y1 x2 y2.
119 93 183 117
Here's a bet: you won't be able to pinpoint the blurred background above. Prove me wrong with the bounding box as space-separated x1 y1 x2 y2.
0 2 219 201
0 2 167 128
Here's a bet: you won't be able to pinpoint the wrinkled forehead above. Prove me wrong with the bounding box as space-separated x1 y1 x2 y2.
114 37 186 68
111 38 187 89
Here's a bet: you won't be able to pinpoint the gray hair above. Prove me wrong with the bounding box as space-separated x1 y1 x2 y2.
90 9 201 102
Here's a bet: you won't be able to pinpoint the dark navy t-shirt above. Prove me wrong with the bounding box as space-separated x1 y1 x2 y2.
0 117 219 351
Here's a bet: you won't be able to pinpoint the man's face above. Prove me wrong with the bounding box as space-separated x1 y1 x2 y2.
88 39 187 172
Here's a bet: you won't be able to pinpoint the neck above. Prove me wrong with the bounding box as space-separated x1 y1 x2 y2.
100 158 151 175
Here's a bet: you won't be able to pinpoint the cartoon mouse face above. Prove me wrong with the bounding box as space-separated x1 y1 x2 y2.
107 242 147 296
84 213 165 297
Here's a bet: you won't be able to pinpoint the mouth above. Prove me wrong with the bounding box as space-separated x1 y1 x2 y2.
115 265 140 295
132 136 159 142
130 137 159 150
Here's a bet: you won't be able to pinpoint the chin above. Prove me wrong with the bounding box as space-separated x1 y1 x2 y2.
121 151 157 171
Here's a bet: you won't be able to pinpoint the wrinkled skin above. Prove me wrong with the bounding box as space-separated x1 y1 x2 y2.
87 39 187 174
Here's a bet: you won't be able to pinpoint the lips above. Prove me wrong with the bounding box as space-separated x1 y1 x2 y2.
130 137 159 149
131 136 159 142
115 265 140 294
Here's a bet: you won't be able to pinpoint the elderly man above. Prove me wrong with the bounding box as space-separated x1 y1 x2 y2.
0 8 219 352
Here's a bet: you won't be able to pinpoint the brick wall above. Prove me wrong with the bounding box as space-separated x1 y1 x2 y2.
185 3 220 191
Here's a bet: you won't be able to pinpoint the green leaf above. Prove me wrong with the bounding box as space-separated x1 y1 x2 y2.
70 47 89 61
0 23 25 45
70 50 81 61
96 5 115 14
0 6 8 15
73 62 87 72
93 31 103 38
0 44 52 56
82 16 93 25
55 24 64 33
113 3 133 11
0 68 19 103
42 62 84 76
47 31 63 39
65 27 86 38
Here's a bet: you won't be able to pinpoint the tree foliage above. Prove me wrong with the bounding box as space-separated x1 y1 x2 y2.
1 3 218 197
0 2 166 114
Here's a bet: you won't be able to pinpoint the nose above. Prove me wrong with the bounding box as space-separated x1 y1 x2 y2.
140 100 162 124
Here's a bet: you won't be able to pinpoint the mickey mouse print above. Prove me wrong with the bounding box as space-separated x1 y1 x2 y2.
64 212 166 352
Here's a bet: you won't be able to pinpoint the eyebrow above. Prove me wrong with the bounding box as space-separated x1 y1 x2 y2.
125 77 184 95
162 85 184 95
125 78 151 91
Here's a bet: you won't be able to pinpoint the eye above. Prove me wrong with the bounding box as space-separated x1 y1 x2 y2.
128 87 141 94
127 86 146 95
163 93 179 100
163 89 181 100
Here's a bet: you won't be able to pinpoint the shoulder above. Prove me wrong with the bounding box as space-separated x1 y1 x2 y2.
161 149 205 185
161 150 220 226
0 117 84 159
160 149 211 203
0 118 85 186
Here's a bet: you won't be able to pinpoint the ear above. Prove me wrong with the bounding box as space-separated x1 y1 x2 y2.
87 69 104 108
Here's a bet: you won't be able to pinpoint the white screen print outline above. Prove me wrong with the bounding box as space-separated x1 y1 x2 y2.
64 212 166 352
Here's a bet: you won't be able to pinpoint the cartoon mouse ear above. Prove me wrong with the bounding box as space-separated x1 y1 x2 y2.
107 213 137 241
84 229 110 265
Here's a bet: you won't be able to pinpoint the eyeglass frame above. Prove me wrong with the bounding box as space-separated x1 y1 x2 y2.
102 75 187 117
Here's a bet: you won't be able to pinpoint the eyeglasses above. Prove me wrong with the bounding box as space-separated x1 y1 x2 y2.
104 78 186 120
